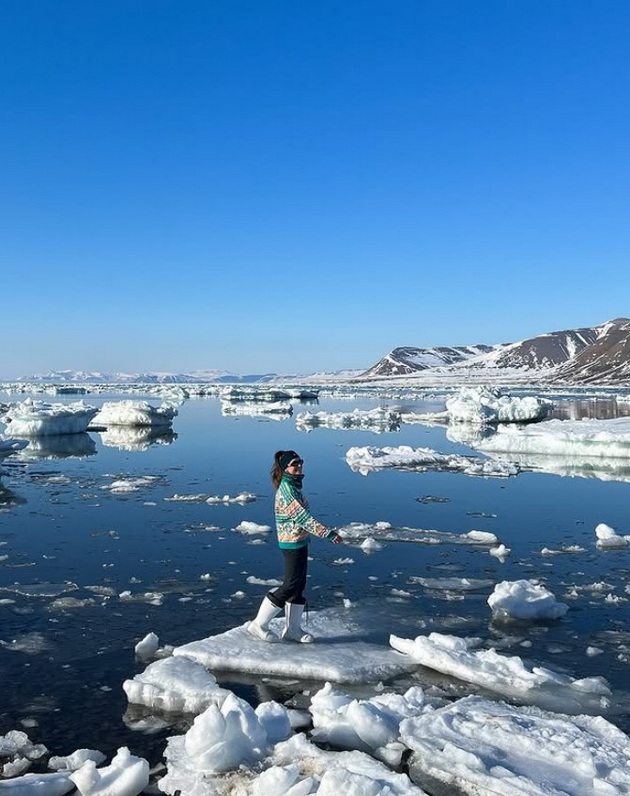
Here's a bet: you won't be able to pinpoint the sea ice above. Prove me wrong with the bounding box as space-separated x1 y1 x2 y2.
488 579 569 620
446 386 552 424
594 522 630 548
389 632 611 714
345 445 518 477
2 400 99 437
91 400 177 428
296 407 401 433
400 695 630 796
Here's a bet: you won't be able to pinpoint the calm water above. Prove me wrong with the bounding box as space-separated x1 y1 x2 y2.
1 388 630 769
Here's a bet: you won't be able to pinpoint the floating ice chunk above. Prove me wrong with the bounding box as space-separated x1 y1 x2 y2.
400 695 630 796
446 387 552 424
360 537 383 552
463 530 499 544
221 400 293 418
594 522 630 548
69 746 149 795
0 730 47 779
410 577 494 592
48 749 107 772
489 544 511 560
173 611 418 683
296 407 401 433
389 632 610 714
3 400 99 437
488 579 569 620
255 701 292 744
91 400 177 428
0 436 28 457
103 476 162 494
345 445 518 477
134 632 160 659
123 656 230 714
206 492 256 504
234 521 272 534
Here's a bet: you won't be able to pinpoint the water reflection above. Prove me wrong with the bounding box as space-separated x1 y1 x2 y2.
0 481 26 506
98 427 178 451
17 433 97 460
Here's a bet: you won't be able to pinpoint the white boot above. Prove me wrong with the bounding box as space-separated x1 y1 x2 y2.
282 602 314 643
247 596 281 642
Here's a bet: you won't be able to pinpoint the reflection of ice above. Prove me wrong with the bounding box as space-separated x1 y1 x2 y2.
98 426 177 451
446 422 496 446
0 482 26 506
17 433 97 460
483 450 630 482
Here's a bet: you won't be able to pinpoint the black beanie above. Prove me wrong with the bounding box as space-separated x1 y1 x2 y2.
278 450 300 470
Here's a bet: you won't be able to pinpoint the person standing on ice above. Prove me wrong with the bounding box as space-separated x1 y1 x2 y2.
248 450 343 643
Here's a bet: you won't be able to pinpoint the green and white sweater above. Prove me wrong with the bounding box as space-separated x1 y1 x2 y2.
274 474 336 549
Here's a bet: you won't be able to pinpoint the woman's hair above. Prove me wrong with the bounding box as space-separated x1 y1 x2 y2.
271 450 293 490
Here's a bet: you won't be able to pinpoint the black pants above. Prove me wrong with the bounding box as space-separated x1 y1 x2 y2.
267 545 308 607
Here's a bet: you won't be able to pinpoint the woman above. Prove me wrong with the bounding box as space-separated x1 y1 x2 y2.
248 449 343 643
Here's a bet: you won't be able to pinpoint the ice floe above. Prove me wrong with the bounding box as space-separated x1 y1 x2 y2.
594 522 630 548
91 400 178 428
445 387 552 424
345 445 519 477
488 579 569 621
2 400 99 436
221 400 293 419
389 632 611 714
0 437 28 457
296 407 401 433
338 521 500 547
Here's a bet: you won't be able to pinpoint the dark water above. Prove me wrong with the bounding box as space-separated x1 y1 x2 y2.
1 388 630 770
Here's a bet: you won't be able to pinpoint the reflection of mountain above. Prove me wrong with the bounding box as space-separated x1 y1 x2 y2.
98 426 178 451
17 433 97 460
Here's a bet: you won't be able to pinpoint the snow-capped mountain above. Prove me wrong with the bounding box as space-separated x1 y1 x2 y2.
361 345 495 378
21 369 278 384
358 318 630 384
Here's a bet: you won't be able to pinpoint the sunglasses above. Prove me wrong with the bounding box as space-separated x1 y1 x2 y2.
288 459 304 467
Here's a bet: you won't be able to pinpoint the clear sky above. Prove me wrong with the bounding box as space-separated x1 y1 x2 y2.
2 1 629 378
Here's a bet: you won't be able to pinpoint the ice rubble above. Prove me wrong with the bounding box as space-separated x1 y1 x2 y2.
445 387 552 424
91 400 178 428
345 445 519 477
296 407 401 433
1 400 99 436
488 579 569 620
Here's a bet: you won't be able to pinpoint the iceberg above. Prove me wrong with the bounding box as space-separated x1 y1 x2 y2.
445 387 552 424
2 400 99 436
91 400 177 428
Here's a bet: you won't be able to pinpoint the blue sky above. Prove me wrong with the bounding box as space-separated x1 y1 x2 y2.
2 1 629 378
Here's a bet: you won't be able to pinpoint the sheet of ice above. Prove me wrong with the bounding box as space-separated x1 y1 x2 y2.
91 400 177 428
296 407 401 433
409 577 495 592
69 747 149 795
471 416 630 460
446 387 552 424
339 521 499 547
488 579 569 620
400 695 630 796
595 522 630 548
172 610 418 684
2 400 99 436
346 445 518 477
389 633 611 714
123 656 232 714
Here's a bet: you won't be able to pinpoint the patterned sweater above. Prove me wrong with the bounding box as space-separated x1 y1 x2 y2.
274 475 335 549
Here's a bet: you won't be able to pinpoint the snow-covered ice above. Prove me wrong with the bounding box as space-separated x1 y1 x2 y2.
2 400 99 436
345 445 519 477
488 579 569 620
296 407 401 433
389 632 611 714
594 522 630 548
172 611 418 684
400 695 630 796
91 400 177 428
446 387 552 424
